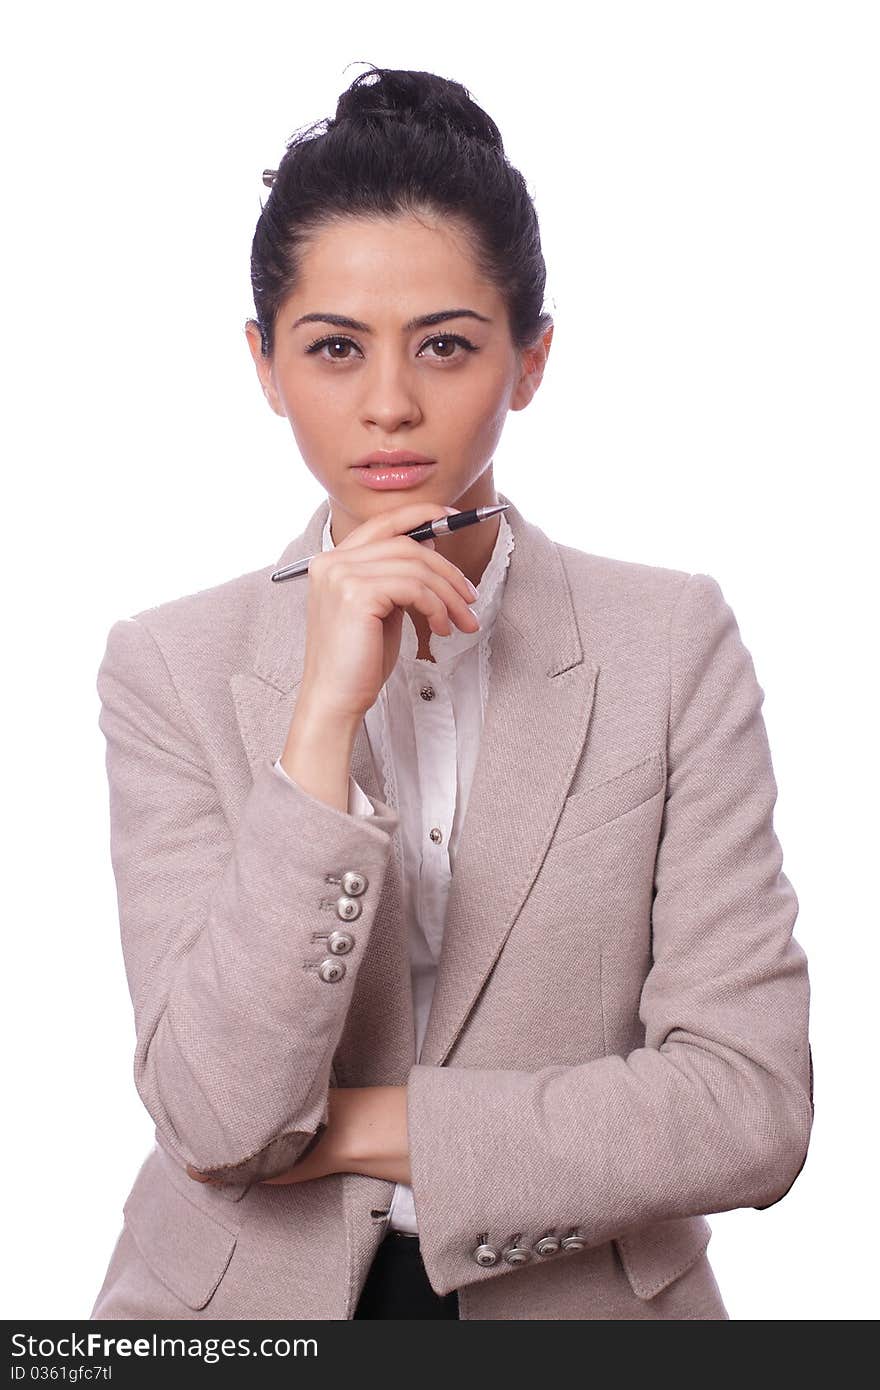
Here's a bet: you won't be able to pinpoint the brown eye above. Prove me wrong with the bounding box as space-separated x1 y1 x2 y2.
305 335 360 360
419 334 479 361
305 332 479 364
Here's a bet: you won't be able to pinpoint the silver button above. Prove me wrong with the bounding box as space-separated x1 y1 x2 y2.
429 827 443 844
336 895 362 921
327 930 355 955
419 685 436 700
534 1235 560 1257
341 870 368 896
472 1241 500 1267
317 958 346 983
561 1232 586 1251
502 1239 532 1266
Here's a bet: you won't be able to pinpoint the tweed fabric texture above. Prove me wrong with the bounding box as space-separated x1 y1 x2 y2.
90 492 811 1320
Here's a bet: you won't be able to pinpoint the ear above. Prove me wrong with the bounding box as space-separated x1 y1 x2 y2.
244 320 286 416
509 322 554 412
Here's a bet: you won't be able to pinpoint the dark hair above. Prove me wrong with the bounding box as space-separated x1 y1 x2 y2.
247 64 553 358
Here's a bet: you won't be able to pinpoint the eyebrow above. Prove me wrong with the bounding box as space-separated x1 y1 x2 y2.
291 308 493 333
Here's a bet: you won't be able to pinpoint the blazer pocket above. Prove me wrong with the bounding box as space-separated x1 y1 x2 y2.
551 752 665 847
123 1149 239 1311
615 1214 712 1300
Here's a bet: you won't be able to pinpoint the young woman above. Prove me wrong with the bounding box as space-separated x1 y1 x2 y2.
90 66 812 1322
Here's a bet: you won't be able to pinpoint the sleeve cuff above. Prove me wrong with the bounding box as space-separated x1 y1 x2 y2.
273 757 376 818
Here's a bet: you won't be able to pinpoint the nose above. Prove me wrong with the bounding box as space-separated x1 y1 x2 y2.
359 351 423 432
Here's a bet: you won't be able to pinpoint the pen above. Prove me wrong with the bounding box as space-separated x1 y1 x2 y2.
270 502 511 582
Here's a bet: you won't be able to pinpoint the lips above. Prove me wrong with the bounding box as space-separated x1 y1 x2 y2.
352 460 436 490
354 451 435 467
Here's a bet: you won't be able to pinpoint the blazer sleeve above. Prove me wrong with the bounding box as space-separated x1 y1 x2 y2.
405 571 813 1297
96 615 398 1184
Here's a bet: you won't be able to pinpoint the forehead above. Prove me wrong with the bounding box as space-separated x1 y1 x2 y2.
291 214 497 315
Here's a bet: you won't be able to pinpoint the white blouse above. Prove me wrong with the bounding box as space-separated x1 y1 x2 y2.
274 506 515 1233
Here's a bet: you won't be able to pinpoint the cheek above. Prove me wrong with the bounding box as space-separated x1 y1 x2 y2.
285 375 339 417
277 377 340 454
451 366 514 452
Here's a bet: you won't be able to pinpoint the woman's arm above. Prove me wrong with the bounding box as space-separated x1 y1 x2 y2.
97 615 399 1185
402 572 813 1298
187 1084 411 1187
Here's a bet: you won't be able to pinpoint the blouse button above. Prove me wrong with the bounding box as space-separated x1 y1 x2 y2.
429 827 443 844
419 685 435 700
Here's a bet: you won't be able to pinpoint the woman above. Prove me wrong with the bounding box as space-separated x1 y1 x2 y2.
90 66 812 1322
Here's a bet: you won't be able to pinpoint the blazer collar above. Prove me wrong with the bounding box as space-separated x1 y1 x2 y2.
229 490 598 1070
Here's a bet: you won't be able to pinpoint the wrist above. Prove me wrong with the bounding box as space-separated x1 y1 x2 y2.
280 689 362 812
289 686 362 747
345 1086 411 1184
326 1087 366 1174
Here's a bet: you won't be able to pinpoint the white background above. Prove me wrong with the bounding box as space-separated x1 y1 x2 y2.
2 0 876 1322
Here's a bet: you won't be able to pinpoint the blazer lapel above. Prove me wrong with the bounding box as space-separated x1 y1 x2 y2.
228 491 599 1075
416 496 598 1066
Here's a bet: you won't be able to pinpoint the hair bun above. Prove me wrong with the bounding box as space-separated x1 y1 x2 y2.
250 65 552 362
333 65 504 153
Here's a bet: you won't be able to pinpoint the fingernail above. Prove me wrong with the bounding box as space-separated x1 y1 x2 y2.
444 505 460 514
467 579 478 599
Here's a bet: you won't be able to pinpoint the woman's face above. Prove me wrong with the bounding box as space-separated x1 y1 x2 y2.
246 212 552 542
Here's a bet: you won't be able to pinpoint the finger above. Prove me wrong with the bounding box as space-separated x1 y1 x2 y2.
185 1165 221 1185
336 501 459 550
329 536 477 605
340 561 479 636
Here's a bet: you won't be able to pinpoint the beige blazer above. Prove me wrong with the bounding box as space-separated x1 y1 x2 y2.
90 491 812 1321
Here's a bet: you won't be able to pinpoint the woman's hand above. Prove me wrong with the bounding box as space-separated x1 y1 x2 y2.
299 501 480 724
261 1086 411 1187
259 1085 371 1186
185 1086 411 1187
